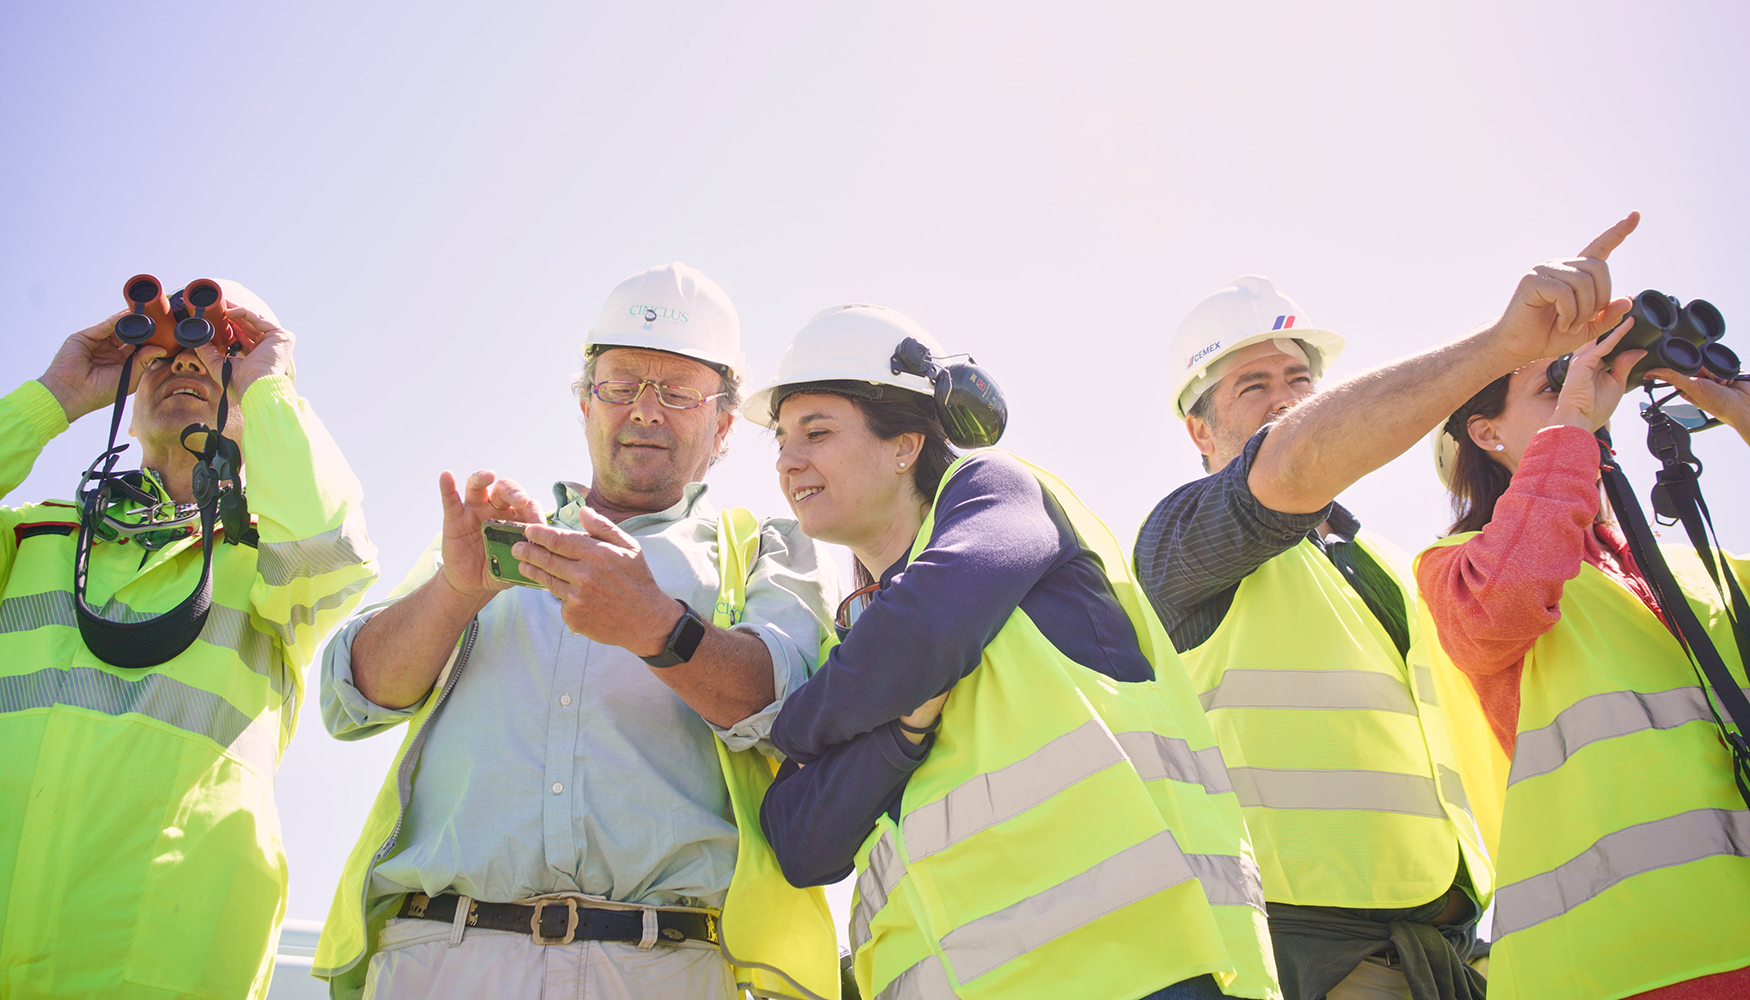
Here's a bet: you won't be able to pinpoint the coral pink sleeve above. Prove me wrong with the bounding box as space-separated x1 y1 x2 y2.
1416 426 1606 751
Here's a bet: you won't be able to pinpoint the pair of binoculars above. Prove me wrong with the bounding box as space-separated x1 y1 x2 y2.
112 275 237 353
1548 289 1737 390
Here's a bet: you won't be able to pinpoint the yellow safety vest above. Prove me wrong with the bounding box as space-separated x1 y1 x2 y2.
0 376 376 1000
313 508 839 1000
849 452 1279 1000
1177 532 1493 908
1418 534 1750 1000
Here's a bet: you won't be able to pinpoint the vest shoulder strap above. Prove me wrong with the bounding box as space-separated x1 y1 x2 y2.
715 507 760 629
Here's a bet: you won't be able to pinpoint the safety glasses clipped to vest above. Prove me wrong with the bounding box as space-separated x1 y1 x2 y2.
75 275 258 669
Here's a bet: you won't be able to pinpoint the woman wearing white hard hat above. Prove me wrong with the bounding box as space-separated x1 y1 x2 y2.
749 305 1279 1000
1415 324 1750 1000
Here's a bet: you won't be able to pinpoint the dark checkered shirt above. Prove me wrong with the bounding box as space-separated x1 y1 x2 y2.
1133 426 1410 657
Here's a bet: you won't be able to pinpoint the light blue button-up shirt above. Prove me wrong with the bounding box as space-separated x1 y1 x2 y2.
321 481 835 908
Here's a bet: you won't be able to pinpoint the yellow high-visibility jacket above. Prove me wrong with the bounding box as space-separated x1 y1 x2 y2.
1418 534 1750 1000
849 453 1279 1000
0 377 377 1000
1177 532 1494 909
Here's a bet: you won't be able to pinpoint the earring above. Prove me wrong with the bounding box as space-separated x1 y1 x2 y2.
898 461 908 470
1494 444 1505 451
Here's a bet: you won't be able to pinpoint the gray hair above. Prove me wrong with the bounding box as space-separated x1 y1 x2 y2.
1186 387 1215 473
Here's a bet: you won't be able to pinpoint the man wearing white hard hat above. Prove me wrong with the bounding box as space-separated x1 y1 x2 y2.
313 263 839 1000
0 280 377 998
1133 214 1642 1000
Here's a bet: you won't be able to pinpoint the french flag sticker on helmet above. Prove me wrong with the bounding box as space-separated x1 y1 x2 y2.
1272 315 1297 330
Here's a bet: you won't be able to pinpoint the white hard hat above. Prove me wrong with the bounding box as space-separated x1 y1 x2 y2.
208 279 281 328
744 304 940 428
585 262 745 379
1167 275 1346 419
1432 425 1462 490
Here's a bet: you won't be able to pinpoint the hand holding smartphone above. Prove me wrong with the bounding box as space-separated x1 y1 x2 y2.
482 520 544 588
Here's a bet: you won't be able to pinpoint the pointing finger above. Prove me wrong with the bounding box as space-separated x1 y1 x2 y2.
1577 211 1640 261
1570 257 1612 324
1533 270 1579 334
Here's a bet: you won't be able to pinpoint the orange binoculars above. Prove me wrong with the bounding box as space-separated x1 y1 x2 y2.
112 275 238 352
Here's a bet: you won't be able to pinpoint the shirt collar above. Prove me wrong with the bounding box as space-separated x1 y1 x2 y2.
550 480 712 533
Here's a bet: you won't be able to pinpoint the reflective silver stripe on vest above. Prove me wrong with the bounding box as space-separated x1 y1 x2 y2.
257 521 372 586
0 590 76 632
1227 766 1446 818
1413 663 1439 706
0 666 281 774
1199 669 1417 715
1115 730 1234 795
1509 687 1723 786
902 719 1122 861
939 829 1195 984
261 576 374 649
0 590 290 697
1186 850 1267 912
1437 764 1472 817
876 955 957 1000
851 830 908 952
1493 808 1750 939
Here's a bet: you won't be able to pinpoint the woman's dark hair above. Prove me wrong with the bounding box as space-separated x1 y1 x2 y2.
775 384 956 589
1443 372 1513 536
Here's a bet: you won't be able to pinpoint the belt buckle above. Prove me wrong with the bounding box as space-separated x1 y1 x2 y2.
530 898 580 945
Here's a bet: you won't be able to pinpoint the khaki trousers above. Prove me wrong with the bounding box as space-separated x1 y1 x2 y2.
363 916 738 1000
1325 956 1415 1000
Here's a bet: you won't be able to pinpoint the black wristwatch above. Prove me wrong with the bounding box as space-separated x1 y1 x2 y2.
640 600 707 669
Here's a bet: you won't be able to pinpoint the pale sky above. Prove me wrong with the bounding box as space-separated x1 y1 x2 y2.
5 1 1748 941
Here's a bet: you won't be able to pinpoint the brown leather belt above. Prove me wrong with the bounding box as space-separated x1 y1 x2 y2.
398 893 720 947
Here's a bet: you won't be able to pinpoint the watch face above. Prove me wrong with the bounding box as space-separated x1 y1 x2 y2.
674 608 707 662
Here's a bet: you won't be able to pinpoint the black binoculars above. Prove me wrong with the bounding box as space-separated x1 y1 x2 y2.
1548 289 1736 390
113 275 238 353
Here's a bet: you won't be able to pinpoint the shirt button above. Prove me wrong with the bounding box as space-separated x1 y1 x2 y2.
551 782 563 794
560 694 572 706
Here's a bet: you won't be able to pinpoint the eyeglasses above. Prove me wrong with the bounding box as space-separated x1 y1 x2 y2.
590 380 726 410
834 582 883 639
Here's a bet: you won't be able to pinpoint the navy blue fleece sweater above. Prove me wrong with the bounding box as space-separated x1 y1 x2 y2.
761 451 1155 887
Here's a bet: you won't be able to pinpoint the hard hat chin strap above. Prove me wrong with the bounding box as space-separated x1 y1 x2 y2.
73 348 255 669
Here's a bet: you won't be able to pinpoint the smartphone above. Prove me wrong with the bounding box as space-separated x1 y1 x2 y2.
482 520 543 588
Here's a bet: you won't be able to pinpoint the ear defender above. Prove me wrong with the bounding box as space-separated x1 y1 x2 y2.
890 336 1009 448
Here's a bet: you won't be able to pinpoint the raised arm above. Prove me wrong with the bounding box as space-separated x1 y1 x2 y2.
224 310 378 666
1135 428 1329 643
347 469 543 710
1250 213 1641 514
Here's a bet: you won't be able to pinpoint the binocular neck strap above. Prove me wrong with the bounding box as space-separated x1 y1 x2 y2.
1596 437 1750 809
70 347 232 670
